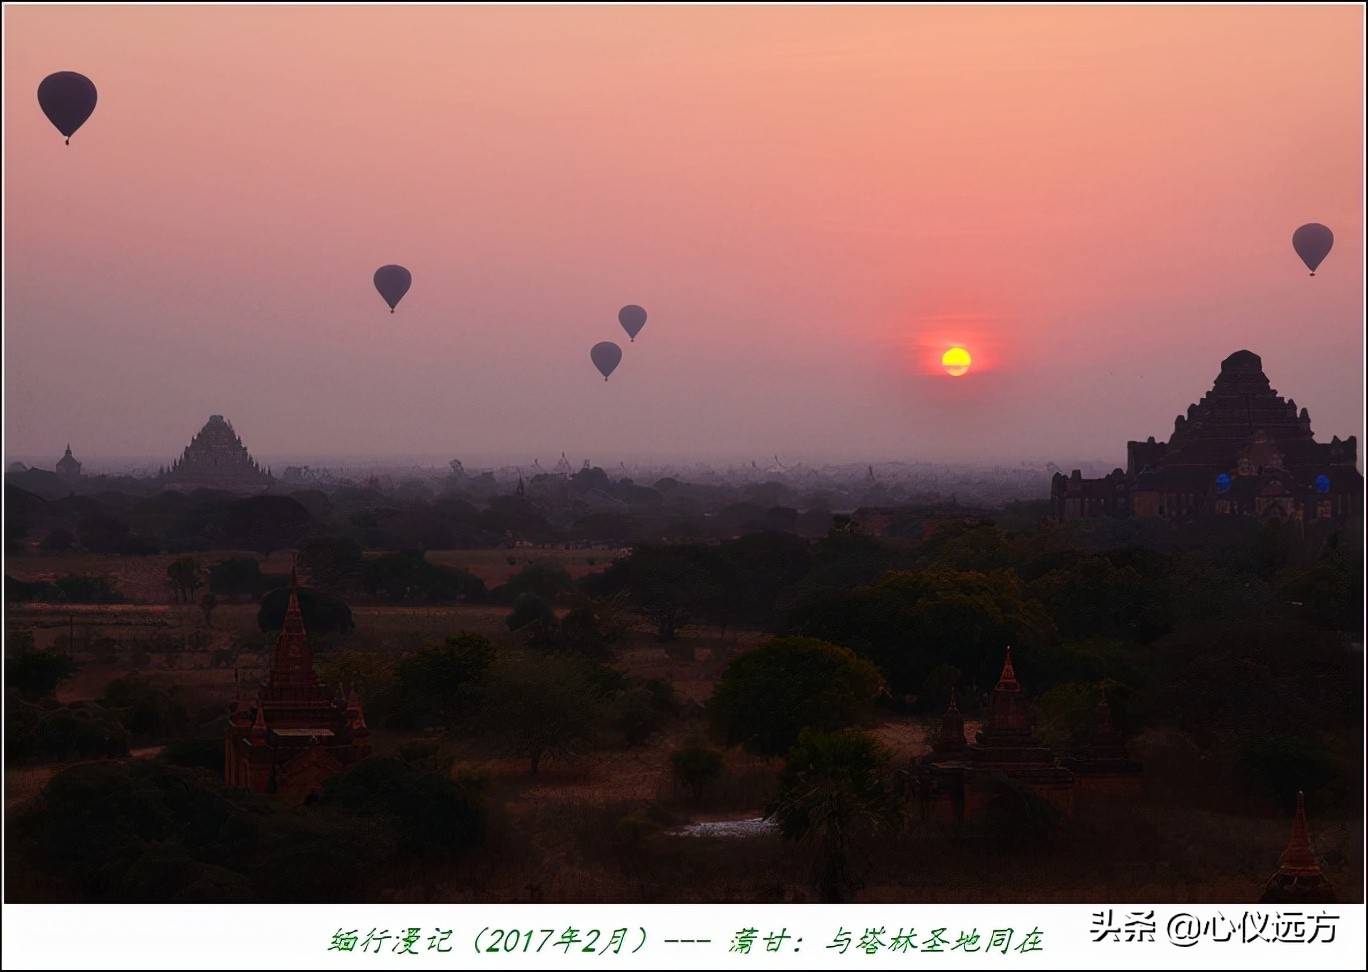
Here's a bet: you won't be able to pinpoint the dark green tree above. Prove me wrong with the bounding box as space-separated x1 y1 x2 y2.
166 557 203 604
709 637 885 755
298 536 365 591
506 592 556 633
476 650 608 774
6 645 78 701
392 633 495 727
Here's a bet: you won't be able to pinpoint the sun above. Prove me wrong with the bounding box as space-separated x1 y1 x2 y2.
942 346 972 377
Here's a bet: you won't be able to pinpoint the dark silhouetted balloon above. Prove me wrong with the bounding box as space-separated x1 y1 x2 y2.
1292 223 1334 276
38 72 98 145
591 341 622 381
618 304 647 342
373 265 412 313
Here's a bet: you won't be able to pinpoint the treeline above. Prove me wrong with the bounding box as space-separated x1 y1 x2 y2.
4 469 847 559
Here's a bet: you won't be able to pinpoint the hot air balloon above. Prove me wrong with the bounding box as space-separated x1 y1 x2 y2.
373 265 412 313
618 304 647 342
1292 223 1334 276
590 341 622 381
37 72 98 145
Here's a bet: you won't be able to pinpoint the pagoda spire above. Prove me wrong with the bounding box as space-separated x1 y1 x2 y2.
268 561 316 689
934 687 968 752
995 646 1020 692
1279 791 1321 876
1261 790 1336 902
980 645 1031 738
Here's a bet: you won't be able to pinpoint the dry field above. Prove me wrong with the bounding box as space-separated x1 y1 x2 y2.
5 547 627 606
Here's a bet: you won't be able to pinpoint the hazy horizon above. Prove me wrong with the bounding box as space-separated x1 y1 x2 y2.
5 6 1364 465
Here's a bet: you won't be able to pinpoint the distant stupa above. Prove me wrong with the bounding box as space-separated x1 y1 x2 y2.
161 415 273 492
55 444 82 482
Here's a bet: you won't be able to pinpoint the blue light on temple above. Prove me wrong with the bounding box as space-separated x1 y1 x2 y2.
1215 473 1231 493
1315 474 1331 494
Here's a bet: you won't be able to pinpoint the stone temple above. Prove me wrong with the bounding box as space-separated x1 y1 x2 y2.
160 415 273 492
224 570 370 802
916 648 1141 824
1052 351 1362 524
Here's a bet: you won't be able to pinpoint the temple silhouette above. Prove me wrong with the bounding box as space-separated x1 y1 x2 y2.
224 570 370 802
160 415 273 492
1261 791 1337 904
918 648 1141 823
1052 350 1362 523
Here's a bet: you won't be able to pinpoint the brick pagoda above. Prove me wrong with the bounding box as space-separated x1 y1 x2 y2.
224 570 369 802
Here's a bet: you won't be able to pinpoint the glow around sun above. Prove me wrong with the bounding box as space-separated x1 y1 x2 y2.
942 346 972 377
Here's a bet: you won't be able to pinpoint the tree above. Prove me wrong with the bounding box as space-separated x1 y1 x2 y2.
41 528 75 552
708 637 885 756
594 544 723 641
361 551 486 603
506 592 556 633
476 650 608 774
7 697 129 762
787 568 1056 695
53 573 122 604
102 676 189 741
7 761 383 902
6 646 78 701
320 756 485 858
671 746 724 800
77 511 131 553
768 729 899 902
298 536 365 592
554 596 630 660
496 560 575 604
221 495 313 555
1238 734 1341 810
1275 544 1364 633
392 634 495 727
166 557 203 604
199 592 218 628
715 531 814 631
610 678 678 746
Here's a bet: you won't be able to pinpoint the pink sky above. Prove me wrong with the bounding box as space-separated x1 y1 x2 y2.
4 6 1363 467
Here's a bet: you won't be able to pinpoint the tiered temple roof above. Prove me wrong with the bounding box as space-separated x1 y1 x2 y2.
1054 351 1362 522
224 569 369 801
919 648 1077 823
162 415 273 492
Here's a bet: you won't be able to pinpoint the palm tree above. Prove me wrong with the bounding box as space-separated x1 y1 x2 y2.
767 729 900 902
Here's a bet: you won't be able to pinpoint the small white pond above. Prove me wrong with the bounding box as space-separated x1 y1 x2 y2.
667 817 777 839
